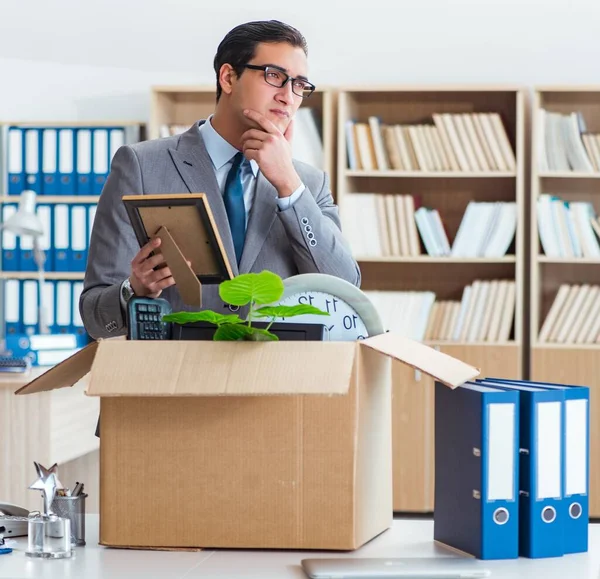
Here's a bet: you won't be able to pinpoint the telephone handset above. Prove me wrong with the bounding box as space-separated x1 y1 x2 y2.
0 502 30 537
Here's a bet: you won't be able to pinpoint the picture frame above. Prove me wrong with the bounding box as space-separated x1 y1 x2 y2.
122 193 234 284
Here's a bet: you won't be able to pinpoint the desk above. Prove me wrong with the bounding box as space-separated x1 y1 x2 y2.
0 369 99 510
1 515 599 578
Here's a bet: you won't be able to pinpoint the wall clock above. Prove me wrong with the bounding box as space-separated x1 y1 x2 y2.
275 273 385 341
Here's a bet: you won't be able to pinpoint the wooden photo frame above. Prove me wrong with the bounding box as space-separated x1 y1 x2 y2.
122 194 234 306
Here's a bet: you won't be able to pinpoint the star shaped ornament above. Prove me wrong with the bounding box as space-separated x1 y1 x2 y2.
28 462 64 515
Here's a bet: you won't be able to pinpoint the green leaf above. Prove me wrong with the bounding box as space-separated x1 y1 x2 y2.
219 271 284 306
246 327 279 341
254 305 330 319
162 310 241 326
214 324 253 341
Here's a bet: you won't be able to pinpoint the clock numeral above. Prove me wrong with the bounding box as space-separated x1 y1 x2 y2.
325 298 338 314
298 294 314 306
343 314 358 330
357 335 366 340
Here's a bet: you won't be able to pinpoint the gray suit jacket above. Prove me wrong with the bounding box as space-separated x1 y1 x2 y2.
80 121 361 339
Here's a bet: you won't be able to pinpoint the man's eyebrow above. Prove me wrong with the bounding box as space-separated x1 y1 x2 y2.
263 63 309 81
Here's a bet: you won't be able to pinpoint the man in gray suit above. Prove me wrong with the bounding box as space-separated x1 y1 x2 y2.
80 20 360 339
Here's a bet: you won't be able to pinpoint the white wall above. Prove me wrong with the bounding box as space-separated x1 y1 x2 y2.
1 0 599 122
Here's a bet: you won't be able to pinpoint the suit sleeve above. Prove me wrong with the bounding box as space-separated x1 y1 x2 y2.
79 145 143 339
276 170 361 286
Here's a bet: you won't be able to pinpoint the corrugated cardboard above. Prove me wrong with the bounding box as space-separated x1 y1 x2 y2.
16 333 479 551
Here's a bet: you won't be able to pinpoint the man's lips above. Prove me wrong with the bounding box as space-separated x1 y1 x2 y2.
269 109 290 118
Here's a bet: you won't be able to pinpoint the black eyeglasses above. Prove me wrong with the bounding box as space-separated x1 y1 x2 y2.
242 64 316 98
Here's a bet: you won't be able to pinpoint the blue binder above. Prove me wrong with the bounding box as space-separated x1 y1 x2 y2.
481 378 589 555
434 380 520 560
58 128 76 195
3 279 21 335
477 379 565 558
7 126 24 195
42 128 60 196
23 128 42 195
91 128 109 195
1 203 19 270
75 128 93 195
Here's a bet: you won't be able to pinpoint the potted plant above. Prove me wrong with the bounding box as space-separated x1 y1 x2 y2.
162 270 329 341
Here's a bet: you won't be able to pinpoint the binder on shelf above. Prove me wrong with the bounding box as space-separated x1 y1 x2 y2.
70 204 88 271
58 128 76 195
53 204 70 271
477 379 565 559
42 128 60 196
92 128 109 195
18 232 36 271
21 280 39 336
76 128 92 196
42 280 56 335
55 280 72 334
37 204 53 271
24 128 42 195
3 279 21 335
7 126 24 195
434 381 520 560
2 203 19 270
481 377 589 555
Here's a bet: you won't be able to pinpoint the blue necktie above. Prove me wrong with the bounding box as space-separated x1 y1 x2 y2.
223 152 246 265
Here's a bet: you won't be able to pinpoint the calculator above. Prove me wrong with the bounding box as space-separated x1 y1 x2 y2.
0 356 30 373
126 297 173 340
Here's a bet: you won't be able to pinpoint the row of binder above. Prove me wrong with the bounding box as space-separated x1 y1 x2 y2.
434 377 589 560
4 125 140 196
2 203 96 272
3 278 88 341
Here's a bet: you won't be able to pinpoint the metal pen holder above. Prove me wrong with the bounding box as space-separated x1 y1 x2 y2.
49 493 87 546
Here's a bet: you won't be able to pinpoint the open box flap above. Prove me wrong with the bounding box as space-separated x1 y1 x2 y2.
15 341 99 395
85 340 358 396
360 332 480 388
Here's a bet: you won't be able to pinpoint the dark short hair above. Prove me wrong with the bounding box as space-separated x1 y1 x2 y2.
213 20 308 101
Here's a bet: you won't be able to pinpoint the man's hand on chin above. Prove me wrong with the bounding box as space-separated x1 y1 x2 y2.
240 109 302 198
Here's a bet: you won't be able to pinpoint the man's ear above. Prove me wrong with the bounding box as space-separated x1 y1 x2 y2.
219 64 237 96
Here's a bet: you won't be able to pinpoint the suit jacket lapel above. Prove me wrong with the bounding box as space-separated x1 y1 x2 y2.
168 122 239 276
238 172 277 274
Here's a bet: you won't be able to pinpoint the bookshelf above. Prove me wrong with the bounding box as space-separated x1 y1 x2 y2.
0 120 145 361
336 86 526 512
149 85 336 195
529 87 600 517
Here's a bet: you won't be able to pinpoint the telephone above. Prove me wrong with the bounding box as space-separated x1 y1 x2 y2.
0 502 30 537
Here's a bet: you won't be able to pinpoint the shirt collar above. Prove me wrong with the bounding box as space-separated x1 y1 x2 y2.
199 115 259 177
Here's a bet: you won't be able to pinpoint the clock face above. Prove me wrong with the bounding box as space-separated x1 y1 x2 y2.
273 273 385 342
277 291 370 341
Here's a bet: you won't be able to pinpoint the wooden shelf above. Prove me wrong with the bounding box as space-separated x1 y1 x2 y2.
0 196 100 204
532 342 600 349
539 172 600 179
538 256 600 264
426 340 519 347
345 170 516 178
0 272 85 280
0 120 144 127
356 256 517 264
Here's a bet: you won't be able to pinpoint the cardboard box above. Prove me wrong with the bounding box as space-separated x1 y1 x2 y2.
16 332 479 551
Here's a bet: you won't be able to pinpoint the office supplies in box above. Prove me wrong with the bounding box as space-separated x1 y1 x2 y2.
15 333 479 551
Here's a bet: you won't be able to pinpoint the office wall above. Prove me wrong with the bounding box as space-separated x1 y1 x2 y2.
0 0 599 120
